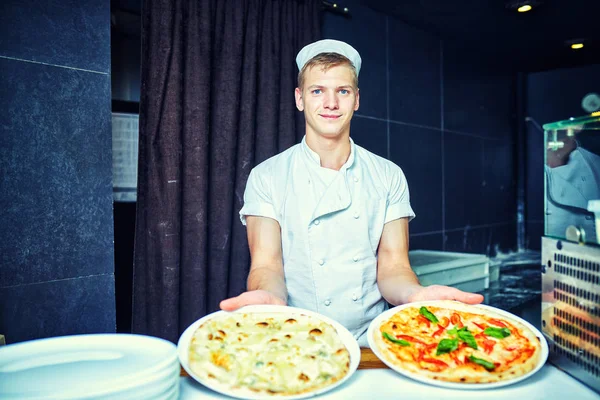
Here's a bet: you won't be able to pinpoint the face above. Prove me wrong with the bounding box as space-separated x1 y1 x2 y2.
295 64 360 140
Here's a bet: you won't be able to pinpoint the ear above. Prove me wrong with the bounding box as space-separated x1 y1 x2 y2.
354 88 360 111
295 87 304 111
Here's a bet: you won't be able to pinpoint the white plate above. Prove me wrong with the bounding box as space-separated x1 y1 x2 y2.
0 333 178 399
367 301 549 390
118 372 180 400
178 305 361 399
102 360 180 400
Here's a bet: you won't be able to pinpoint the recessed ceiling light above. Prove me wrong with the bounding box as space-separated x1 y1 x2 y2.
571 43 584 50
518 4 532 12
505 1 543 12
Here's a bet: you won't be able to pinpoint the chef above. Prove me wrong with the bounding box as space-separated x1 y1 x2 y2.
545 134 600 243
220 39 483 346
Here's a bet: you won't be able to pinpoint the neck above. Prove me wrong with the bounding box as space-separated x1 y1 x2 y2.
305 132 351 170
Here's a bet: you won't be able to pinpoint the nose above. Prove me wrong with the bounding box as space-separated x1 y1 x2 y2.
323 91 339 110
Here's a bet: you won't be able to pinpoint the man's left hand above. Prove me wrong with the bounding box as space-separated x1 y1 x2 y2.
406 284 484 304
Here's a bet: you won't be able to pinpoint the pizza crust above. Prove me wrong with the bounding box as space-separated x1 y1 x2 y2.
372 300 543 384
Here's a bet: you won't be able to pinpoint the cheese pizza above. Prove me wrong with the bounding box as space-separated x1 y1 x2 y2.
188 311 351 396
372 300 544 384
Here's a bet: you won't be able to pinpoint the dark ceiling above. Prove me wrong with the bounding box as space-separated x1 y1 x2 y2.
365 0 600 72
111 0 600 72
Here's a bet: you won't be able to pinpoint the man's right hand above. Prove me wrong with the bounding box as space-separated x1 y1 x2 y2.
219 290 287 312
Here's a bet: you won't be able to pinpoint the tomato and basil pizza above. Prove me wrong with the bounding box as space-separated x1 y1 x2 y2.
188 312 351 396
372 300 543 384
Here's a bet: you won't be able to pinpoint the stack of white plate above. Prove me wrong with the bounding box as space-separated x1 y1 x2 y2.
0 334 179 399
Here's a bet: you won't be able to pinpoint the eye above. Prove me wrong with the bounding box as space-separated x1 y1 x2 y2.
339 89 349 95
312 89 322 95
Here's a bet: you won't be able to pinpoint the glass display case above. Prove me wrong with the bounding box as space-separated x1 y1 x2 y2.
544 114 600 246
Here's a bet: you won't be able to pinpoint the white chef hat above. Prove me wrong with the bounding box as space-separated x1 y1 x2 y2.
295 39 362 76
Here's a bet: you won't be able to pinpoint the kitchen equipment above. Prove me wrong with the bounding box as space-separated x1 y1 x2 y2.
409 250 490 292
588 200 600 244
542 114 600 394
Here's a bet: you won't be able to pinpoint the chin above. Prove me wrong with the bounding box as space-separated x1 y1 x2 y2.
316 131 345 139
317 126 347 136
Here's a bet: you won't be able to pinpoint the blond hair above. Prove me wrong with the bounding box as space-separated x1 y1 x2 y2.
297 52 358 90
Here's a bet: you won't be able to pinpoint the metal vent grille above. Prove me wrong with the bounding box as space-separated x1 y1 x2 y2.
542 237 600 393
552 312 600 348
554 253 600 272
554 282 600 317
553 335 600 377
553 253 600 283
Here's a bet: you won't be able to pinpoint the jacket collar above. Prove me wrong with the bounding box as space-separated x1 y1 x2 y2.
300 135 356 171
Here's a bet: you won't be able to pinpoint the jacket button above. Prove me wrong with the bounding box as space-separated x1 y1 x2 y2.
353 212 360 219
353 176 359 183
318 259 325 266
324 299 331 306
353 255 359 262
352 294 358 301
314 219 320 225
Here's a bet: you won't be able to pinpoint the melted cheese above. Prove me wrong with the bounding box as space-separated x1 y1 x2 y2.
189 313 350 395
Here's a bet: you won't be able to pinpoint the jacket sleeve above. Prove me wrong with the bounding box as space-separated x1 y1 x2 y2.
239 166 279 226
384 164 416 224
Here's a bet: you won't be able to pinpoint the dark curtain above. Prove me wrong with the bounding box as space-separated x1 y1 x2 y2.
132 0 321 343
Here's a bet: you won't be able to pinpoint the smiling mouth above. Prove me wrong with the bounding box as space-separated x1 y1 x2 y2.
320 114 341 119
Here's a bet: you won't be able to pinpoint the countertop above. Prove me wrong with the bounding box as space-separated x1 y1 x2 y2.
480 262 542 312
179 349 599 400
479 257 544 332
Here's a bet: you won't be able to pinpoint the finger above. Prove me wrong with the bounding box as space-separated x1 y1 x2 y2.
220 291 274 311
441 288 484 304
458 292 484 304
221 292 260 311
219 296 242 311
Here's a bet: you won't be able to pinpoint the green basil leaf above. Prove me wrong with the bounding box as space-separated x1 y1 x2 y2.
419 306 439 324
457 327 478 349
436 338 459 355
484 327 511 339
468 355 496 370
383 332 410 346
446 327 458 336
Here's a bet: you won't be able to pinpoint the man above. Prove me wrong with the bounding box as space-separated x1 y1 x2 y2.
221 39 483 346
545 132 600 242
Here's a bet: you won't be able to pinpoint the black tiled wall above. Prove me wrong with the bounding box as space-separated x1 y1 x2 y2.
525 64 600 250
324 1 517 256
0 0 115 343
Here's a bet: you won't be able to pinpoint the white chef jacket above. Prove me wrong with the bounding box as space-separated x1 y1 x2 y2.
239 136 415 346
545 147 600 243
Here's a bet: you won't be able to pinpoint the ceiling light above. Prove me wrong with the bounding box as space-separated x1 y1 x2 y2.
517 4 532 12
571 43 584 50
505 1 543 12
